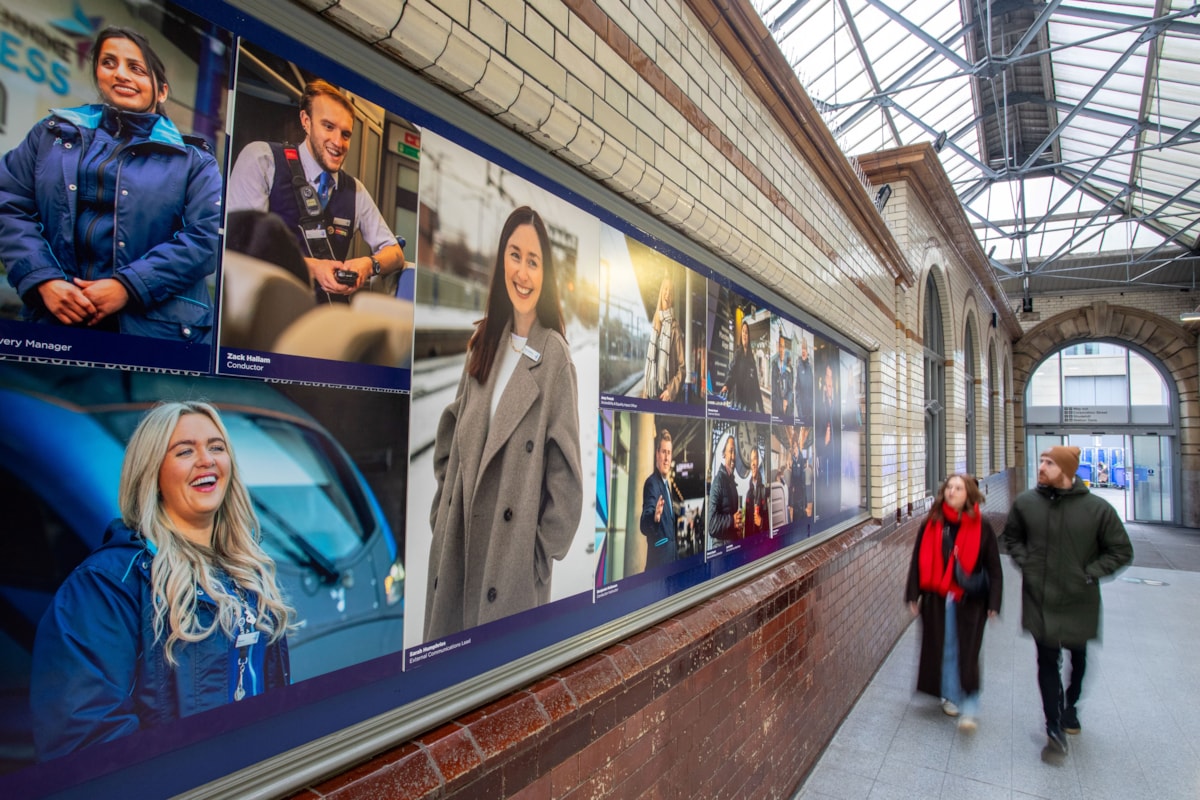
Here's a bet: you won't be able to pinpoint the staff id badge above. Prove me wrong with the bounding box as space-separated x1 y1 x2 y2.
236 630 261 648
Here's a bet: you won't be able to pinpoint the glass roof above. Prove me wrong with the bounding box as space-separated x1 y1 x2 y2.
753 0 1200 296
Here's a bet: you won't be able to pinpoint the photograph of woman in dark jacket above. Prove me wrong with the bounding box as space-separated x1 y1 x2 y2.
30 401 292 760
721 318 764 412
0 27 222 343
905 474 1002 732
425 206 583 641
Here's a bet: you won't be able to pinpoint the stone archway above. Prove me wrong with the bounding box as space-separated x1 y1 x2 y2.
1012 301 1200 527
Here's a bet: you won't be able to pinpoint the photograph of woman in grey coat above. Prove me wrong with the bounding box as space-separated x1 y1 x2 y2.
425 207 584 640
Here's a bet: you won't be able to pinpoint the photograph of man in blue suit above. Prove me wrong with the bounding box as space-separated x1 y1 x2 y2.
640 427 678 571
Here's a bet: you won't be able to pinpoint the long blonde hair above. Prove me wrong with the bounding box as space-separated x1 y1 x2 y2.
119 401 293 664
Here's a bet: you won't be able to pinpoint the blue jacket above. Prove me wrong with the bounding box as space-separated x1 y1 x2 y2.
30 520 290 761
0 105 221 342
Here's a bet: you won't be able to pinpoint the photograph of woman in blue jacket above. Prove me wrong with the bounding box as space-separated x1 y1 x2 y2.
425 206 583 641
30 401 292 760
0 26 221 343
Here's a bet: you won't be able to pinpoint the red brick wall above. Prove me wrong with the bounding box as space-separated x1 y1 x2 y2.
291 502 983 800
290 470 1022 800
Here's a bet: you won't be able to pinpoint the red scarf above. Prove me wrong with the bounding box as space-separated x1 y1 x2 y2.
917 502 982 599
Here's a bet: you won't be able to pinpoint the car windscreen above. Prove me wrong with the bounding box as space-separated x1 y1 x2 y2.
221 415 368 564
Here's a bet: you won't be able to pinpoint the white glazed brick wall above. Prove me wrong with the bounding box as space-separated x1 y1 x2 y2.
299 0 1016 514
889 181 1013 490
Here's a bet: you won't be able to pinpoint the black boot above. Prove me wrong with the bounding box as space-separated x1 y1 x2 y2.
1061 705 1080 734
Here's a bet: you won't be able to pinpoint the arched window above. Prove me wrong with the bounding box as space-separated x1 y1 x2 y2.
988 342 998 473
923 276 946 494
1024 342 1177 523
964 323 976 476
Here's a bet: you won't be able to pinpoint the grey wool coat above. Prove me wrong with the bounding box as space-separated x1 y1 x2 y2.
1001 477 1133 646
425 319 583 640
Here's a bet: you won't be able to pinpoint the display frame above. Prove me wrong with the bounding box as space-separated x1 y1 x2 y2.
0 1 873 796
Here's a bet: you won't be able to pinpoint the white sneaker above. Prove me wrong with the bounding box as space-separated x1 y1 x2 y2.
941 699 959 717
958 716 977 732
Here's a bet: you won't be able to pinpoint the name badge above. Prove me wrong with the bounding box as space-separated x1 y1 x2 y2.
304 228 328 240
235 630 260 648
522 345 542 363
332 217 353 227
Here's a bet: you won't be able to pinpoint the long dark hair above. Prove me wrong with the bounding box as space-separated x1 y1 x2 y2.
467 206 566 383
921 473 984 531
91 26 169 116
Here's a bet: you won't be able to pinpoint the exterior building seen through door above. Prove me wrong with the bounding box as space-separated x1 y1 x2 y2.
1024 342 1178 526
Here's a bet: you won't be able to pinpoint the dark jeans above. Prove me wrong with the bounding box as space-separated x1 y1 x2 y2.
1036 640 1087 727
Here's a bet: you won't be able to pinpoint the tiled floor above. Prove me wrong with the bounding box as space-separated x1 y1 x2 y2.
794 527 1200 800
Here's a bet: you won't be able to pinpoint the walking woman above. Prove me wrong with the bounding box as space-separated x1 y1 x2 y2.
426 206 583 641
31 402 292 760
0 26 221 342
905 474 1002 731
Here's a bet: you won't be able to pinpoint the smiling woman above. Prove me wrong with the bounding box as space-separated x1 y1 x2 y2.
28 401 293 761
424 206 584 641
94 33 169 115
0 26 221 343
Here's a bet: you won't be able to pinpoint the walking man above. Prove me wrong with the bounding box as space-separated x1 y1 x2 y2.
1001 445 1132 754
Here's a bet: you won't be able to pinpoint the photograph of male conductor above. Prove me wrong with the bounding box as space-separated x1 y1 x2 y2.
639 428 679 571
225 79 405 302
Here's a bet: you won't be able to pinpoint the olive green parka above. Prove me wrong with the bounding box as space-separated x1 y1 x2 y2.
1001 477 1133 646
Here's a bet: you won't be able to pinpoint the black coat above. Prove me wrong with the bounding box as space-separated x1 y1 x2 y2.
905 517 1003 696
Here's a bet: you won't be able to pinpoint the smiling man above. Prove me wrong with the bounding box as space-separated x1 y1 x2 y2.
225 79 405 302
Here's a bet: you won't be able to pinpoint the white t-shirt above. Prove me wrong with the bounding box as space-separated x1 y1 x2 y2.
490 334 527 420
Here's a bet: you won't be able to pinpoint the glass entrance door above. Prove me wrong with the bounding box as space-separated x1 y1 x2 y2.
1130 435 1173 523
1027 434 1065 488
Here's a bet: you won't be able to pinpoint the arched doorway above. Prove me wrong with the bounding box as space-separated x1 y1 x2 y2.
1012 301 1199 527
1025 342 1176 523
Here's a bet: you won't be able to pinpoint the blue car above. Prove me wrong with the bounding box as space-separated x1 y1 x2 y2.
0 363 405 770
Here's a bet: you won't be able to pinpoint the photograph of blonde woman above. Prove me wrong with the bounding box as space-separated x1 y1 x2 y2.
643 274 686 402
30 402 292 761
597 227 705 407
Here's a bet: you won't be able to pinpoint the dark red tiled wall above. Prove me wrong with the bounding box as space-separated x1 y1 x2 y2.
293 509 943 800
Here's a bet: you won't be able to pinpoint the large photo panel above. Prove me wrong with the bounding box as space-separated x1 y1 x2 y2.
598 225 706 411
596 411 706 588
706 281 771 418
841 349 866 516
770 420 814 539
403 129 600 655
0 0 234 373
217 39 418 390
0 360 408 780
706 417 773 554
